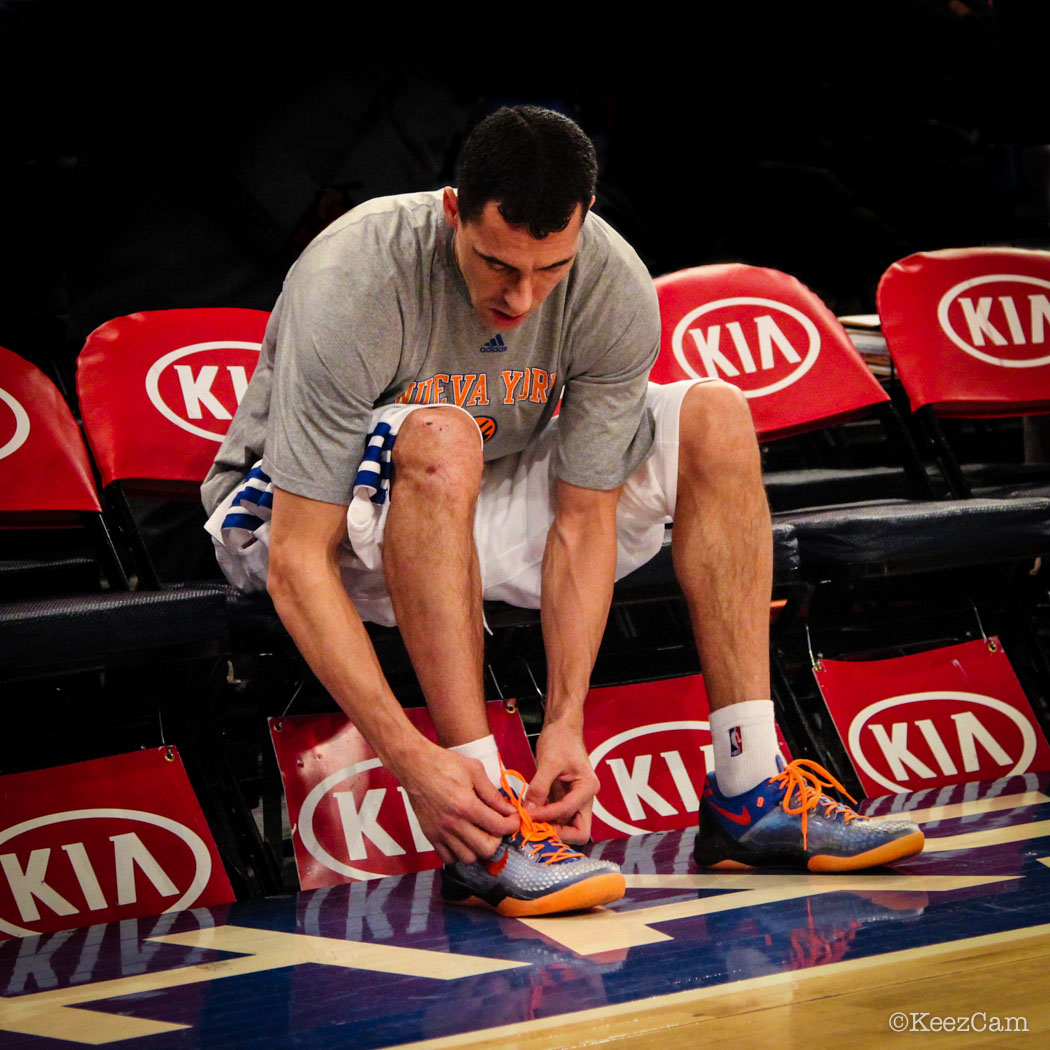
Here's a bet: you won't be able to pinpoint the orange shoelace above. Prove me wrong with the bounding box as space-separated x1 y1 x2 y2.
501 767 582 864
772 759 860 850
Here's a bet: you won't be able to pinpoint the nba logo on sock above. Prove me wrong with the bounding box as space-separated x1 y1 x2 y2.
729 726 742 757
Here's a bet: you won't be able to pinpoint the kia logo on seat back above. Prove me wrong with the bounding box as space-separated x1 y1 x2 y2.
848 692 1038 794
145 340 261 441
0 386 30 461
0 809 214 938
670 297 821 398
937 275 1050 368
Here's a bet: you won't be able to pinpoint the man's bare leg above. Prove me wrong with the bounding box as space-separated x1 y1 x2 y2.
673 384 925 869
383 408 491 749
671 381 773 712
671 380 780 798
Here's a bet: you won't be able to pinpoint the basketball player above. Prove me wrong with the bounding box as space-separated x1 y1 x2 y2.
203 106 923 916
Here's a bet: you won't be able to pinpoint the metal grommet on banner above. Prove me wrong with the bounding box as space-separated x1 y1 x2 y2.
164 746 175 762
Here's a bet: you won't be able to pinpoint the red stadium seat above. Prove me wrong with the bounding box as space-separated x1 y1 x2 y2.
0 342 126 594
74 307 300 703
653 263 1050 579
78 308 269 491
877 247 1050 497
655 263 935 511
76 308 269 587
654 264 891 440
878 247 1050 418
0 343 227 676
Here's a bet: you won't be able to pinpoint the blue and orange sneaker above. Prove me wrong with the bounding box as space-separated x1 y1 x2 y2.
694 758 924 872
440 769 625 917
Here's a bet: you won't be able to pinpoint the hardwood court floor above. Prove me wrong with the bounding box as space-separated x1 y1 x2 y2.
2 774 1048 1049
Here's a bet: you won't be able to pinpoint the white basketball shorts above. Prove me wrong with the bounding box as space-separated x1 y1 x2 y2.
207 379 708 626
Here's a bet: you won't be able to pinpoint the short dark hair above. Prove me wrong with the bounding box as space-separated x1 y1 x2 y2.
455 106 597 239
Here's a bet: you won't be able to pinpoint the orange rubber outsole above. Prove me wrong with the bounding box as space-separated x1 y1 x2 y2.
451 872 626 918
704 830 926 873
807 830 925 872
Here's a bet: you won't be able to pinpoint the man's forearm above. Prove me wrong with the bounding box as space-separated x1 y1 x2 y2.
539 482 621 723
268 553 430 775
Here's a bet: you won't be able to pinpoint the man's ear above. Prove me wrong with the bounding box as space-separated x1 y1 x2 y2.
442 186 460 229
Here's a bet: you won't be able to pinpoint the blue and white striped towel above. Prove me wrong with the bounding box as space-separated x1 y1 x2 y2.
217 420 398 552
352 420 396 505
220 462 273 551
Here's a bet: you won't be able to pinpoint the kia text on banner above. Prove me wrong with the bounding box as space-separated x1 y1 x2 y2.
815 639 1050 797
0 747 235 940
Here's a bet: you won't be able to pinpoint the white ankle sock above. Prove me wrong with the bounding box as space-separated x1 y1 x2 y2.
450 734 502 788
709 699 781 798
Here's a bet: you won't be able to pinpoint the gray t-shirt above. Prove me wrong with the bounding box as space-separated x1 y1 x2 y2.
202 190 659 515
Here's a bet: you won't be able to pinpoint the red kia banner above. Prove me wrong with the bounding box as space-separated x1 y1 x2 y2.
877 247 1050 416
652 264 889 439
272 702 537 888
0 748 234 940
76 308 270 486
815 638 1050 797
583 674 793 842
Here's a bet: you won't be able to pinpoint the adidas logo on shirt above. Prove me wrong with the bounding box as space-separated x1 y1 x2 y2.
479 334 508 353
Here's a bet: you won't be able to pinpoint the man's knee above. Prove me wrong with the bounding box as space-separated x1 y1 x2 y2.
392 408 484 504
679 380 760 479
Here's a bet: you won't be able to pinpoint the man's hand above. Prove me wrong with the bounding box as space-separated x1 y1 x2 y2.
395 744 518 866
524 720 600 844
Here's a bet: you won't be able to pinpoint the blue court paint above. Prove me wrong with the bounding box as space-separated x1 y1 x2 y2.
2 773 1048 1049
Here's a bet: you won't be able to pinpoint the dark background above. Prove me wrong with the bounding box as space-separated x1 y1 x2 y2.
2 0 1049 389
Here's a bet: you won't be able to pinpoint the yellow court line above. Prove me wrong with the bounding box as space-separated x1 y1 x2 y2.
387 923 1050 1050
150 924 525 980
923 819 1050 853
0 925 524 1045
867 790 1048 825
6 924 523 1010
524 875 1015 956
